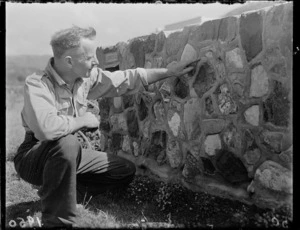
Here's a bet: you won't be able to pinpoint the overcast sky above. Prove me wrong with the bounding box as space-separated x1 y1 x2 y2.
6 2 242 56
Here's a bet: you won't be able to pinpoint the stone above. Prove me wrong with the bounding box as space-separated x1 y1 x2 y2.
166 139 182 168
113 97 123 111
232 82 244 97
250 65 269 98
260 131 283 153
123 94 134 109
156 31 166 53
244 105 260 126
193 62 216 98
133 141 139 157
188 19 220 44
218 16 237 42
99 132 107 151
225 48 244 71
182 152 202 179
244 149 261 165
279 146 292 166
137 97 148 121
201 157 216 175
180 43 198 63
240 11 263 61
144 34 156 54
264 4 285 43
144 61 152 69
159 79 172 102
126 110 139 138
98 98 111 119
130 38 145 68
119 44 136 69
167 111 181 137
165 29 189 57
215 149 249 184
221 123 242 151
122 135 132 153
205 96 214 115
184 98 202 140
174 77 189 99
201 119 226 135
252 160 292 194
216 84 237 115
153 100 165 122
141 120 150 139
152 56 163 68
204 134 222 156
111 133 123 152
263 81 290 127
110 113 128 132
100 120 111 133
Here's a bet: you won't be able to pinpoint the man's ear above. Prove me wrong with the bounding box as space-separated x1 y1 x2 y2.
64 56 73 68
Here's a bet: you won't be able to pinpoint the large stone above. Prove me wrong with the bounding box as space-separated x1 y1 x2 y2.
119 44 136 69
240 11 263 61
180 43 198 63
244 105 260 126
204 134 222 156
216 84 237 115
201 119 226 135
218 16 237 42
166 139 182 168
263 80 290 127
144 34 156 54
244 149 261 165
165 28 189 57
263 4 285 43
225 48 244 71
188 19 220 44
155 31 166 53
184 98 202 140
215 149 249 184
126 110 139 138
201 157 216 175
174 77 189 99
167 111 181 137
110 113 128 132
279 146 292 166
122 94 134 109
130 38 145 68
260 131 283 153
250 65 269 98
193 62 216 98
251 160 292 194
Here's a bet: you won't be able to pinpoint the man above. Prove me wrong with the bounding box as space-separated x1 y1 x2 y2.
13 26 198 227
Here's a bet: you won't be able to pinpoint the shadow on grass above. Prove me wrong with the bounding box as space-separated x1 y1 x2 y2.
6 201 42 227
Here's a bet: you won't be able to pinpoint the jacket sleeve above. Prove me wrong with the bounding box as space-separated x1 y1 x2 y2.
22 74 77 141
87 67 148 100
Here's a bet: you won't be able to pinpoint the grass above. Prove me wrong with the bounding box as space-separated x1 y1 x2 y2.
5 85 293 228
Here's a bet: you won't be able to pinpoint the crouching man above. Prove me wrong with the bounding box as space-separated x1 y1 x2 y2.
13 26 198 227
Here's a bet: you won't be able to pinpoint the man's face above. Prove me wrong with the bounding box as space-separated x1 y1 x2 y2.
70 38 98 79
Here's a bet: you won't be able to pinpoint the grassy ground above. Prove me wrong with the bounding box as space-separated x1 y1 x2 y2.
5 85 293 228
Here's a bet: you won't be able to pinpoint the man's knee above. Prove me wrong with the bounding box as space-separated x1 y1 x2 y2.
56 134 81 164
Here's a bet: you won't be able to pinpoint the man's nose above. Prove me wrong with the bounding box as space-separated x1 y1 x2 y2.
92 56 99 66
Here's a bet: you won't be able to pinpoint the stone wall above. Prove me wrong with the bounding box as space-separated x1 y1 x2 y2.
96 3 293 209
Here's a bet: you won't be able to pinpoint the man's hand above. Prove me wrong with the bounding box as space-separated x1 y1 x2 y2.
80 112 100 129
145 58 200 84
166 58 200 78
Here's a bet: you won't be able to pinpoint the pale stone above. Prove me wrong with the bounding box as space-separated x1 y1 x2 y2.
133 141 139 156
141 120 150 139
180 43 198 63
204 134 222 156
253 160 292 194
110 113 128 131
250 65 269 97
225 48 244 70
244 149 261 165
122 135 131 153
168 112 181 137
244 105 260 126
166 139 182 168
184 98 202 140
113 97 122 110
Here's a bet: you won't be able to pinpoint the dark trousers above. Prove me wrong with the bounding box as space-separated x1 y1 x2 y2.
13 132 136 227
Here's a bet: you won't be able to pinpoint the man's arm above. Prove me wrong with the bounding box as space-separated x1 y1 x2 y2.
22 74 99 141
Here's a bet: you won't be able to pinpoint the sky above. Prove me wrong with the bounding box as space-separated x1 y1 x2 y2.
6 2 242 56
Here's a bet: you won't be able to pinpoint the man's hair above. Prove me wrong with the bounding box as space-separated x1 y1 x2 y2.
50 26 96 58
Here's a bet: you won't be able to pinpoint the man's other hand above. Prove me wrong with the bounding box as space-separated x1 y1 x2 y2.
81 112 100 129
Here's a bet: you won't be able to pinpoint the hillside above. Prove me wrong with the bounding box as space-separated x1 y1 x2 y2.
6 55 51 85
